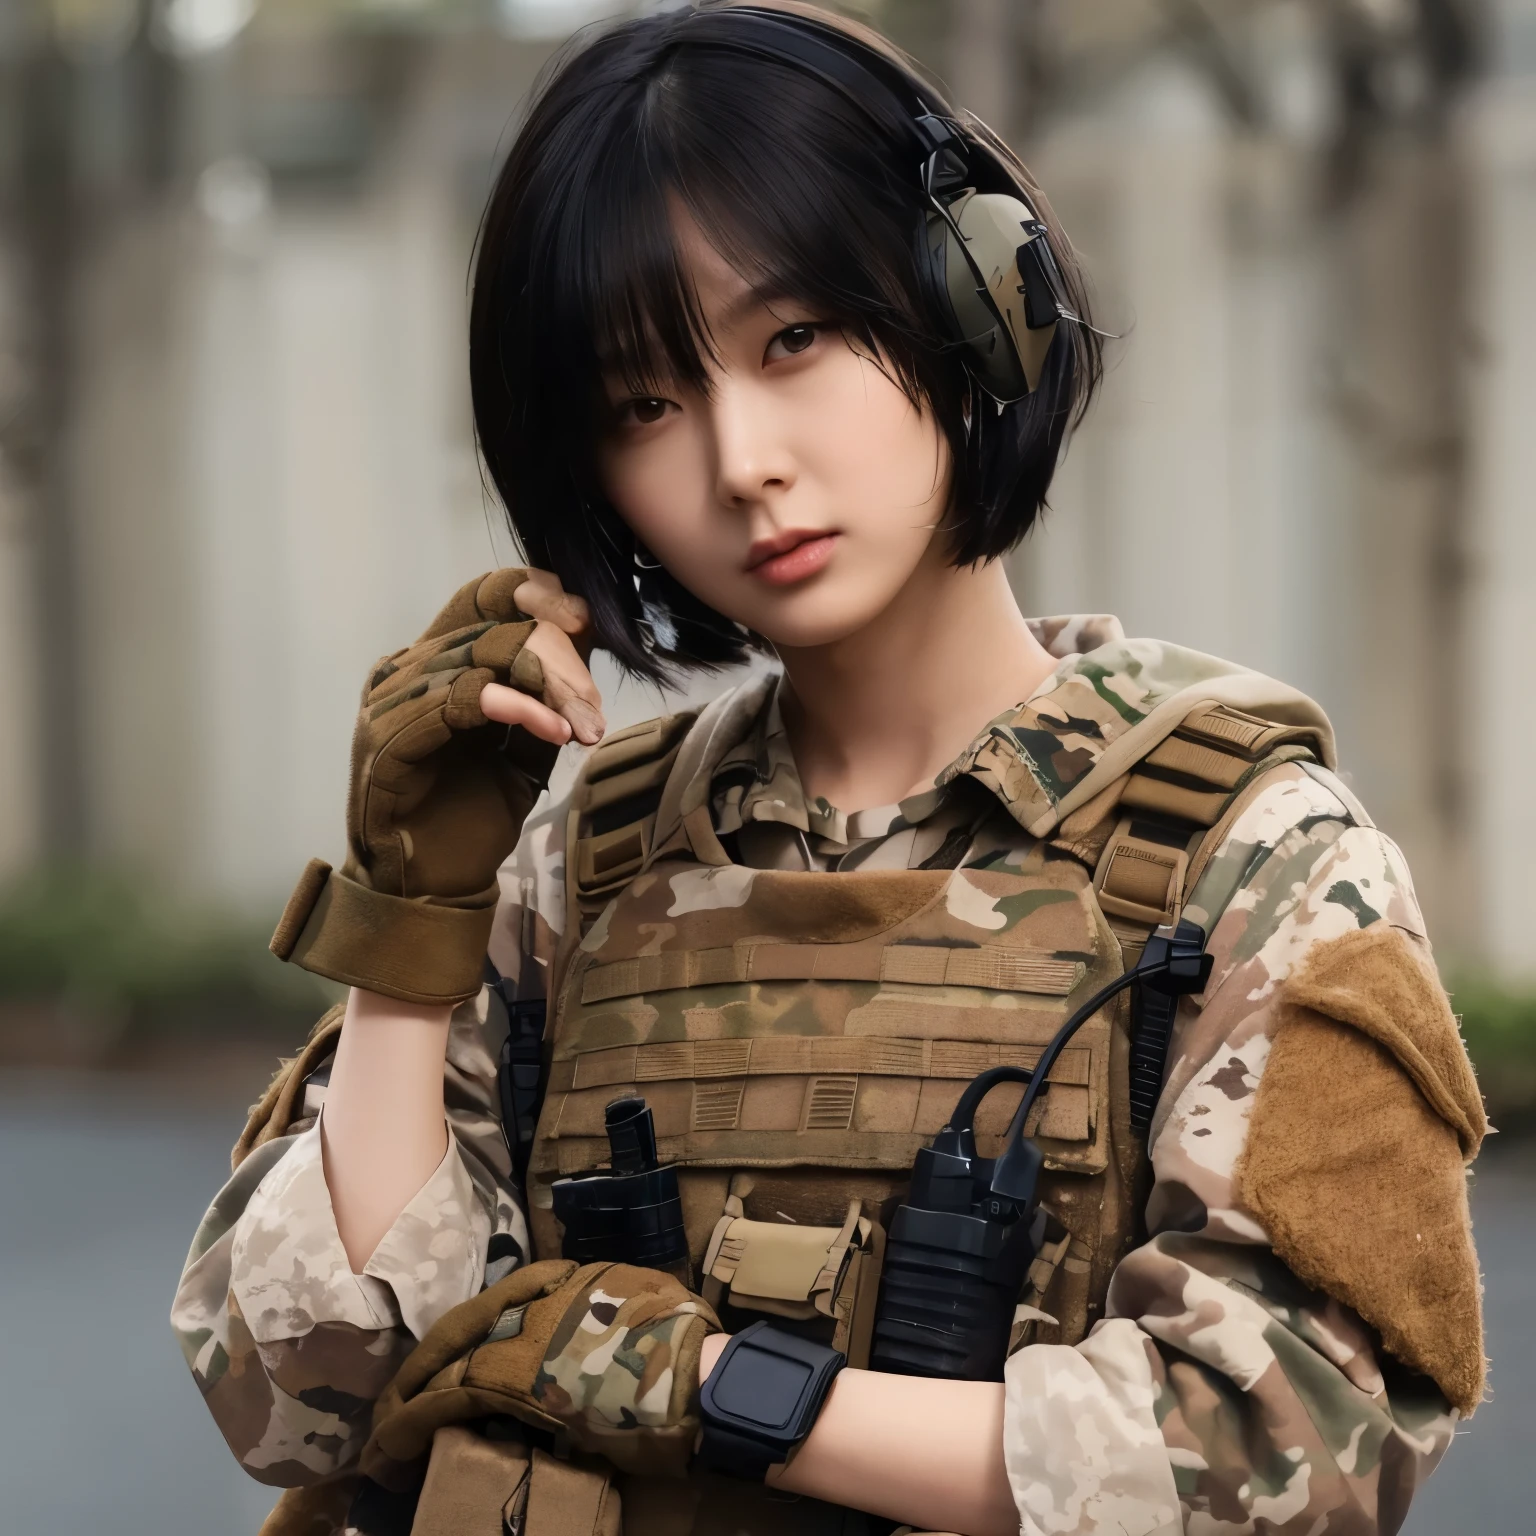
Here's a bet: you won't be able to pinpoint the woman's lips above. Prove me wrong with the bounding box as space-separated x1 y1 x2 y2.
747 532 839 586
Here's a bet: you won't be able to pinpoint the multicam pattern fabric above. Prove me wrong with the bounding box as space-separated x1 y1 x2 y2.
942 625 1332 837
171 618 1469 1535
170 988 529 1483
1003 758 1462 1534
711 687 949 864
532 1268 716 1474
709 614 1129 874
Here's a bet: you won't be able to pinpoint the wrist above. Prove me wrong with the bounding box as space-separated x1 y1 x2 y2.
346 986 455 1031
700 1330 730 1381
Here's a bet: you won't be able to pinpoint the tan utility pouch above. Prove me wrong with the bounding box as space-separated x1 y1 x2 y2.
411 1427 621 1536
700 1190 885 1367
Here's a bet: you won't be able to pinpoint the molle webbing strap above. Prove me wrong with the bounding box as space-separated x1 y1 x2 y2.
1093 703 1321 1135
1096 703 1322 949
569 710 698 919
547 1035 1093 1095
580 941 1083 1002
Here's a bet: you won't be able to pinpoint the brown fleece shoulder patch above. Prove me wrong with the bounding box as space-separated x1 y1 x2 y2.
1283 925 1486 1154
1234 925 1487 1415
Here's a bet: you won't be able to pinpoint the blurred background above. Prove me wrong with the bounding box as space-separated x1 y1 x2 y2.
0 0 1531 1529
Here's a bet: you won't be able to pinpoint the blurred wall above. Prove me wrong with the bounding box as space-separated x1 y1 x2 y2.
2 0 1534 976
1468 12 1536 979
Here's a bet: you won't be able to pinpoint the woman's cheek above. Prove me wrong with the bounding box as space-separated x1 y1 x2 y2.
605 440 702 555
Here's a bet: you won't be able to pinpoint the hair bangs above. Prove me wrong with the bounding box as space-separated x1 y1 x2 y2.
572 128 719 405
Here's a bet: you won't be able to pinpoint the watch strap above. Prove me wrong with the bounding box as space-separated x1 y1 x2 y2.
696 1321 845 1483
696 1420 788 1482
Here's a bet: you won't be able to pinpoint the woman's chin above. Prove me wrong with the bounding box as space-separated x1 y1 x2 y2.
742 606 893 654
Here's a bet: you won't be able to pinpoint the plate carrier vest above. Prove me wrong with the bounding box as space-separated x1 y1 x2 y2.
245 679 1332 1536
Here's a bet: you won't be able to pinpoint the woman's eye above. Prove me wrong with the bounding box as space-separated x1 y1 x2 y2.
767 324 819 361
623 397 669 426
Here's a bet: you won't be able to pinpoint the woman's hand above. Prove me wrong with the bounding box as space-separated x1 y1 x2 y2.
270 566 604 1008
479 568 607 747
364 1261 720 1484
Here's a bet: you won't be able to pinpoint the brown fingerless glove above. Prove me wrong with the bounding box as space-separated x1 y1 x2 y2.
270 568 557 1005
363 1260 720 1484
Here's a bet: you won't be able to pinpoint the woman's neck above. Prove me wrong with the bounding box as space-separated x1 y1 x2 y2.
775 551 1057 814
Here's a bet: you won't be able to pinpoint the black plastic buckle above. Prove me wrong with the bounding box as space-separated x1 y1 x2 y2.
1128 919 1213 1136
1138 919 1214 996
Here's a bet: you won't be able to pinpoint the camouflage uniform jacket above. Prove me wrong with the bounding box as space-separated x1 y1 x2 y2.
171 617 1468 1533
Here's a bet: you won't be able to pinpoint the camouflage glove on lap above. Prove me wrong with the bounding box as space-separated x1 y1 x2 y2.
362 1260 721 1483
270 568 558 1006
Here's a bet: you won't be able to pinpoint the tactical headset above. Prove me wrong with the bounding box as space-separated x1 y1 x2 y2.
700 6 1075 403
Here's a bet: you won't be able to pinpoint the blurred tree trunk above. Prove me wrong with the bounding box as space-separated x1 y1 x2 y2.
3 1 170 868
10 20 88 859
1325 2 1481 953
1332 135 1475 950
946 0 1015 135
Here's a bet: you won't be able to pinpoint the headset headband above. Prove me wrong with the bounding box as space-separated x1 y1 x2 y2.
691 9 997 198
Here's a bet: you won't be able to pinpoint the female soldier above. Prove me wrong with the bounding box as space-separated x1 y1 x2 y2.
172 5 1486 1534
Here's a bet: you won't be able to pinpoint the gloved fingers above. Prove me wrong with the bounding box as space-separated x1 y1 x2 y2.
524 622 605 745
367 624 493 705
510 647 544 696
474 566 539 624
470 619 538 675
443 668 496 732
408 567 536 645
383 1259 581 1409
512 570 592 640
417 572 511 642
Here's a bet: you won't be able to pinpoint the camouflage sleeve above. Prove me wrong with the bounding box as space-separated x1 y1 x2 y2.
1001 761 1461 1535
170 783 573 1486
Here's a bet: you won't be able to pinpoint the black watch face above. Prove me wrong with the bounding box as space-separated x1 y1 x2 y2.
711 1349 814 1431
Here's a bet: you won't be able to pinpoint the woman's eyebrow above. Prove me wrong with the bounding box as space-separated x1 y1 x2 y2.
717 279 801 331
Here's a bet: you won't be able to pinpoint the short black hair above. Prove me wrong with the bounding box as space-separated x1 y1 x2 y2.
469 0 1101 681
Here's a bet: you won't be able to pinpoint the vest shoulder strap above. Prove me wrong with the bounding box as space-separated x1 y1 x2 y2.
1081 702 1322 1139
565 709 701 929
1090 702 1322 965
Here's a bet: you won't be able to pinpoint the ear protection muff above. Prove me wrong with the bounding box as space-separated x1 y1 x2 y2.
701 8 1073 404
916 111 1065 401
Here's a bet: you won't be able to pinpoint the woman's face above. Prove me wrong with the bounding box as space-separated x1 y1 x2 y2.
596 216 953 651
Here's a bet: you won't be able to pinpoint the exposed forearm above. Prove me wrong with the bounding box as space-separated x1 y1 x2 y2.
699 1335 1018 1536
321 986 452 1271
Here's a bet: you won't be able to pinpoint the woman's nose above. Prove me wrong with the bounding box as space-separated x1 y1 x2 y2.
709 382 796 508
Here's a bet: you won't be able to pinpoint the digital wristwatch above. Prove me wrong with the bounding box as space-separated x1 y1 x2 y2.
695 1320 846 1482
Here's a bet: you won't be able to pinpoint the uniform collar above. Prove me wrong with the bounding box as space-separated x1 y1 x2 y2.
659 616 1333 858
709 615 1126 844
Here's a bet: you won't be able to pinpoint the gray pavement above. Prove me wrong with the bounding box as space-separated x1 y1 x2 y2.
0 1069 1528 1534
1401 1136 1536 1536
0 1072 278 1533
